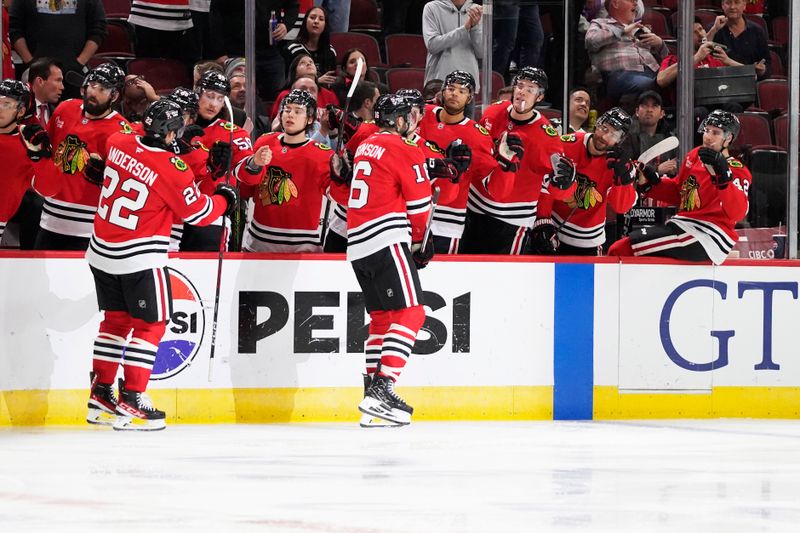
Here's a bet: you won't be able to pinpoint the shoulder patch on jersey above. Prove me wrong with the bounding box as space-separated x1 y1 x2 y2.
403 138 419 147
475 123 490 136
221 121 236 131
542 123 559 137
315 142 332 151
728 158 743 168
425 140 444 154
170 156 188 171
560 133 577 143
120 122 133 134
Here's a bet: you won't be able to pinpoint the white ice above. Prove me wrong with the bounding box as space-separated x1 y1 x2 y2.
1 420 800 532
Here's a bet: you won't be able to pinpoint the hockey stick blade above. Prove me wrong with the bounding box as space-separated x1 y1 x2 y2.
637 136 679 166
420 186 441 252
334 58 364 155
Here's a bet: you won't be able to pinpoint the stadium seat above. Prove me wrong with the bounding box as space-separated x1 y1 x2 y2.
732 112 775 154
386 68 425 92
348 0 382 34
330 32 383 67
538 107 562 123
95 20 135 59
103 0 132 19
769 50 785 78
771 16 789 48
744 14 769 39
772 113 788 152
87 56 118 70
127 58 192 93
757 79 788 115
642 10 672 38
747 148 787 228
385 34 426 68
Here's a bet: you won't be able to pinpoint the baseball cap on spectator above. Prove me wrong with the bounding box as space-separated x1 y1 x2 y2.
637 90 662 107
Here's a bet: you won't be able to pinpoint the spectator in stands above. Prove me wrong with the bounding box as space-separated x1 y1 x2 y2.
423 0 483 96
2 1 12 79
210 0 298 102
586 0 644 21
656 17 733 108
27 58 63 125
331 48 368 103
567 87 592 132
128 1 198 70
284 6 337 86
120 74 159 123
584 0 667 103
509 2 545 72
423 79 444 105
272 54 338 119
708 0 770 79
496 86 513 102
192 60 249 129
619 90 677 176
225 57 256 133
9 0 107 99
272 75 334 145
316 0 350 34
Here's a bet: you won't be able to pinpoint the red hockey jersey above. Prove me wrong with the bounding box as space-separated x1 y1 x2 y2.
243 133 333 252
475 103 567 228
85 133 228 275
417 107 509 239
645 146 752 265
346 132 432 261
45 100 133 238
196 118 258 194
538 132 637 248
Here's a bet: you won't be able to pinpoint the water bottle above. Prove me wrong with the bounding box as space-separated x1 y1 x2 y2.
269 11 277 46
588 109 598 131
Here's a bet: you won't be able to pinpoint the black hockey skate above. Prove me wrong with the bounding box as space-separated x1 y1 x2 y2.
359 373 404 428
87 371 117 426
358 373 413 426
113 379 166 431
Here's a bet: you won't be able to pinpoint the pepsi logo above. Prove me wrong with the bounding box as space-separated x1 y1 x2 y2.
151 268 205 380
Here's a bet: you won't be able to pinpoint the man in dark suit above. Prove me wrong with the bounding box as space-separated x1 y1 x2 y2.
28 57 63 126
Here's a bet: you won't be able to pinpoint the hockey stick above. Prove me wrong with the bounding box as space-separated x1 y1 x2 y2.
421 185 441 252
207 96 236 381
334 57 364 155
636 136 679 166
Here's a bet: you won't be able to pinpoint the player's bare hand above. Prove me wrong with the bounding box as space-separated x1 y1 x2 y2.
623 23 643 38
657 158 677 175
253 145 272 167
272 23 288 41
639 32 663 49
318 71 337 86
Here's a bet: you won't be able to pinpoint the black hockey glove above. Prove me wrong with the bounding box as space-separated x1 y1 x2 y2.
635 163 661 195
84 156 106 186
411 239 435 269
207 141 233 180
495 132 524 172
698 147 733 189
176 124 205 154
329 150 353 185
20 124 52 161
607 147 636 186
214 183 240 218
527 218 559 255
326 104 362 142
426 157 459 183
548 154 577 190
445 140 472 176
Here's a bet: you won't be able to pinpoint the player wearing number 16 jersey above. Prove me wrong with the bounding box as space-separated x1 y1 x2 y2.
85 100 238 431
347 94 433 427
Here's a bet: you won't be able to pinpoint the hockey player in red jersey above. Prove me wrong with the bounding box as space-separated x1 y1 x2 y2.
347 94 433 426
35 63 133 251
243 89 341 253
0 80 60 243
608 110 751 264
462 67 577 255
85 100 239 431
179 71 268 251
417 70 522 254
533 108 637 255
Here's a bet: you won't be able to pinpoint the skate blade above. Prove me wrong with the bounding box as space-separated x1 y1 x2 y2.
359 412 405 428
112 415 166 432
358 398 411 425
86 408 115 426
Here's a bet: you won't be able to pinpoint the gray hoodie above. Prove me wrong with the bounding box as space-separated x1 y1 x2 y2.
422 0 483 91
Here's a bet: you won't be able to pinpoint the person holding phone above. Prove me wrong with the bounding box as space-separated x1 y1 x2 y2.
284 6 338 87
707 0 770 79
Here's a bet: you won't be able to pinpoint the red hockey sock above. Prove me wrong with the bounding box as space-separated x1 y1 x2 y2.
93 311 132 385
366 310 392 376
608 237 634 257
379 305 426 382
123 319 166 392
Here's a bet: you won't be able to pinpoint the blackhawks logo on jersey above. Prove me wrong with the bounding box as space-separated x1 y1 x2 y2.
475 124 490 136
54 134 90 174
542 123 559 137
169 156 188 171
120 121 134 134
221 121 236 131
560 133 577 143
403 138 418 147
680 175 701 211
315 142 332 151
425 140 444 154
566 172 602 210
728 158 743 168
259 167 298 206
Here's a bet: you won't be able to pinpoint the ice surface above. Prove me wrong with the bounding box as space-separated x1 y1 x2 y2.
1 420 799 532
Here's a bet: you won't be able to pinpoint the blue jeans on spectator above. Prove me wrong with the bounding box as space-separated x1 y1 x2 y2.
605 68 656 102
316 0 351 33
516 2 544 69
493 0 520 77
